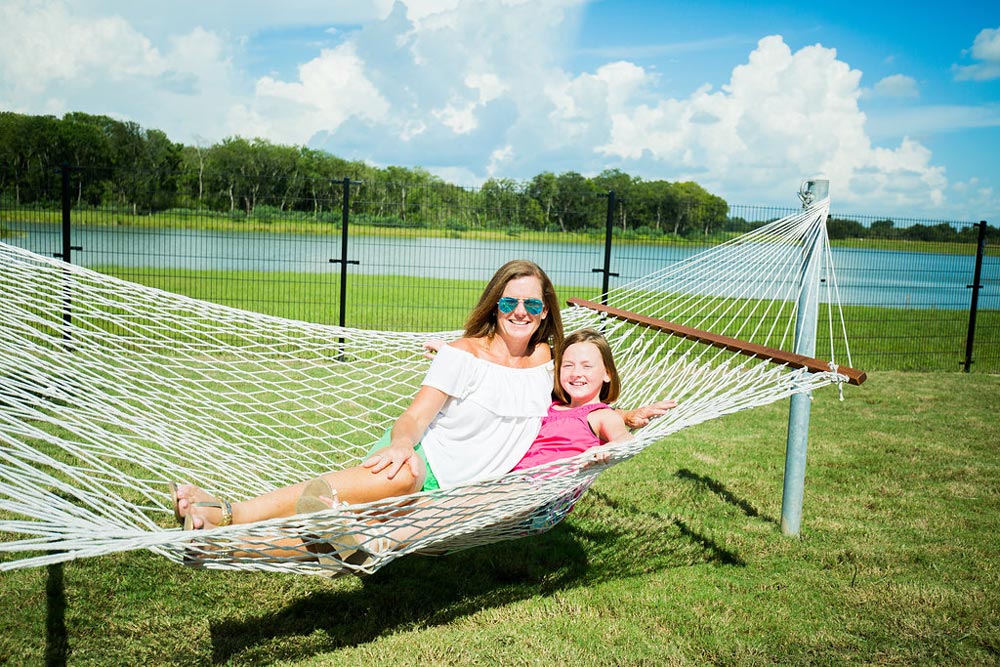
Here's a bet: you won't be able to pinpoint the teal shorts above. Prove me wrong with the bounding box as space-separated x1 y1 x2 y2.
366 429 440 491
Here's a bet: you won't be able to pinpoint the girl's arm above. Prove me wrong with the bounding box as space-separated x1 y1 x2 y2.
585 409 634 466
592 408 633 444
616 399 677 428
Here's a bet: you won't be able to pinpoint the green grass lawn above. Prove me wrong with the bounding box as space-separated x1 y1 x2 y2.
2 370 997 665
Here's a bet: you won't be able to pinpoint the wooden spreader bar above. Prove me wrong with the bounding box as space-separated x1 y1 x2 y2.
568 298 867 386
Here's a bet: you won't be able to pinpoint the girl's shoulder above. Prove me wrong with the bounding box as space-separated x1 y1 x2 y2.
585 404 621 423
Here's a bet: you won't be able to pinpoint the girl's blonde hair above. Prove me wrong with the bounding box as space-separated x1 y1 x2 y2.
552 328 621 405
463 259 563 351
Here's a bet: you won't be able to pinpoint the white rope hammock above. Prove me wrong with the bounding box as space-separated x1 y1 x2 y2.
0 198 863 577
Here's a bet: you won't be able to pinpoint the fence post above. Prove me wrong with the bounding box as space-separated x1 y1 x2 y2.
963 220 988 372
59 162 72 265
49 162 72 667
594 191 620 303
780 179 828 537
54 163 81 340
46 555 68 666
330 177 360 329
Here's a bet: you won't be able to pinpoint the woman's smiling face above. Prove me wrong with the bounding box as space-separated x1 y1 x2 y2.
496 275 547 344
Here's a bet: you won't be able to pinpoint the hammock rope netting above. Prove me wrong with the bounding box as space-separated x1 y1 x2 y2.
0 198 863 577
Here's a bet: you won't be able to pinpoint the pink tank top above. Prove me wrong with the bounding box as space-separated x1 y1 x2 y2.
510 401 611 471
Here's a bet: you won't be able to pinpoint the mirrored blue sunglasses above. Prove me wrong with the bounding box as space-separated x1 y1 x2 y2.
497 297 544 315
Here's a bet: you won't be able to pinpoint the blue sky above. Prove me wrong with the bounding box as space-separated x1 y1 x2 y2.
1 0 997 221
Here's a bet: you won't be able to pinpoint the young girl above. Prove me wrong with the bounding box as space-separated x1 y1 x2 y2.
511 327 632 473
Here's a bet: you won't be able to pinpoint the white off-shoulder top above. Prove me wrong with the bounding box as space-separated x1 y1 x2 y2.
419 343 553 488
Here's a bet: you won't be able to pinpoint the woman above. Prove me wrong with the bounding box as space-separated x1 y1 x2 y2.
297 327 640 568
172 260 670 531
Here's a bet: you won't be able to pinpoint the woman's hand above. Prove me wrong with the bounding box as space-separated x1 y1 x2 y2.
621 399 678 428
363 443 421 480
367 385 448 480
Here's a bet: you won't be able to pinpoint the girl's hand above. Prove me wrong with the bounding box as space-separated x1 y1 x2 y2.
422 339 447 360
622 399 677 428
582 444 613 468
591 444 612 465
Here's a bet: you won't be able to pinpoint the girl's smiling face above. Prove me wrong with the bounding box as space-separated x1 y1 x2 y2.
558 341 610 407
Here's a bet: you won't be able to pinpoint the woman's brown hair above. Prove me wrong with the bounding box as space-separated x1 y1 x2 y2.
464 259 563 351
552 328 621 405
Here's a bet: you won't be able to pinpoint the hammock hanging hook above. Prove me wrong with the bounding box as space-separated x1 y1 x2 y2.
798 179 830 208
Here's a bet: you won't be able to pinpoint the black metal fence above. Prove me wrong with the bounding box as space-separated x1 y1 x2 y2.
1 165 996 373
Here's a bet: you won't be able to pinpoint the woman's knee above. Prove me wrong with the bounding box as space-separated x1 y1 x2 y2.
382 466 423 496
347 465 422 502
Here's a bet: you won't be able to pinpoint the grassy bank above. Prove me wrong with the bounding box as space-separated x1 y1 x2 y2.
98 267 1000 373
2 371 997 665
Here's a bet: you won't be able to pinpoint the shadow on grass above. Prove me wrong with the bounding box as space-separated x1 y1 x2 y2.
675 468 779 526
45 563 68 667
209 488 747 664
588 488 746 567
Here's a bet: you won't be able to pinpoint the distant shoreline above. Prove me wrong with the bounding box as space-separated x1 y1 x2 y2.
1 212 992 256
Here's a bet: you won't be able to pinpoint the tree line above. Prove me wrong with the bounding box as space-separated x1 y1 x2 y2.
0 111 992 243
825 216 993 245
0 111 731 237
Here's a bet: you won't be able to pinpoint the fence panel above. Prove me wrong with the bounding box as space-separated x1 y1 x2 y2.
1 165 996 372
812 213 998 373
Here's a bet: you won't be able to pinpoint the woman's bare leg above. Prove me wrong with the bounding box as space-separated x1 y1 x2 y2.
336 478 539 561
174 459 426 529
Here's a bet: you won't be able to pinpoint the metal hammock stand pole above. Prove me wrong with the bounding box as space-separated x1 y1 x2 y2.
782 178 830 536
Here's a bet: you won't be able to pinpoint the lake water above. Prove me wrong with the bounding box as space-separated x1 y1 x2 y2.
4 222 997 311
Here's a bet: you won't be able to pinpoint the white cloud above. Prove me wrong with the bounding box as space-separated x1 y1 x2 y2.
0 0 165 96
466 73 507 104
0 0 247 141
954 26 1000 81
433 99 479 134
595 36 949 212
239 43 391 145
543 61 647 148
949 177 998 222
578 35 757 61
68 0 392 42
865 104 1000 140
971 27 1000 60
870 74 919 98
253 0 588 168
487 144 514 175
